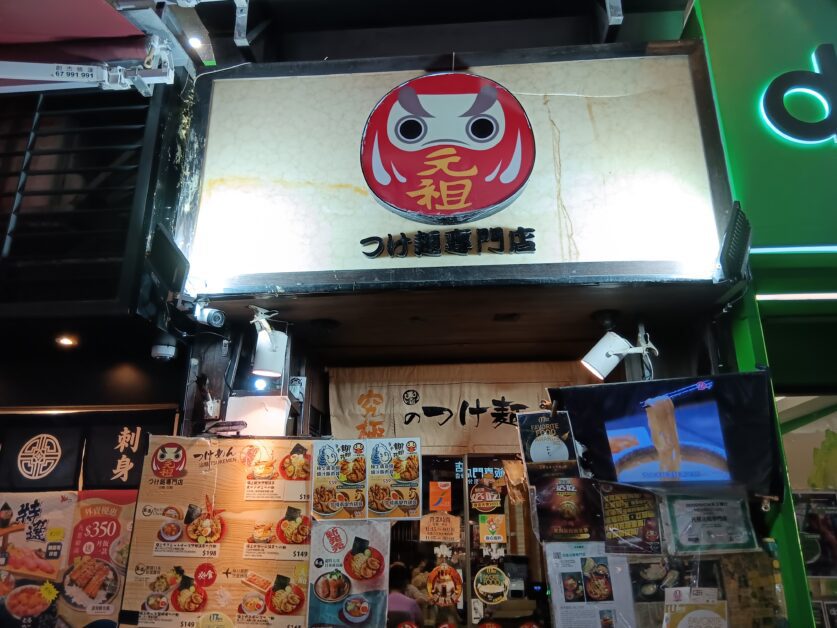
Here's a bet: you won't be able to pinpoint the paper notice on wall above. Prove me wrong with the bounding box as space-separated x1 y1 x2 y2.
543 541 636 628
420 513 461 544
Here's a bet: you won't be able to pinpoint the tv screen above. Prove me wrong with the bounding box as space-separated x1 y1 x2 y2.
549 372 782 498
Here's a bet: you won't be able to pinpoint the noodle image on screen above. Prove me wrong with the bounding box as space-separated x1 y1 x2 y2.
645 397 681 473
604 381 729 484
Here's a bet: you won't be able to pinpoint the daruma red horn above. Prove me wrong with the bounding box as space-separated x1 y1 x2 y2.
360 72 536 225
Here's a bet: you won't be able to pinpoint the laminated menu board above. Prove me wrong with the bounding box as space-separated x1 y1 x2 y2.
312 440 368 520
544 541 636 627
58 490 137 627
0 491 76 627
600 482 662 555
307 520 389 626
121 436 313 627
367 438 421 519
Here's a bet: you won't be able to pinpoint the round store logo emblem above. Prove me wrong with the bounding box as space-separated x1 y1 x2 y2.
360 72 535 225
17 434 62 480
151 442 187 478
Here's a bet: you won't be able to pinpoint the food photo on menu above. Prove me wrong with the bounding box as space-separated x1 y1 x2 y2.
0 492 76 627
368 438 422 520
313 440 368 520
308 520 389 626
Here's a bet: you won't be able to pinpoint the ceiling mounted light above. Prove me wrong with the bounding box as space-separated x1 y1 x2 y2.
581 323 659 381
250 307 288 378
188 36 203 49
55 335 78 348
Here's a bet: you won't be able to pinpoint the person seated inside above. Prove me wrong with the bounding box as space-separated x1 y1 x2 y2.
388 562 423 627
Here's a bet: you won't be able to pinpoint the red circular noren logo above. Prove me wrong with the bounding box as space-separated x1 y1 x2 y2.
360 72 535 225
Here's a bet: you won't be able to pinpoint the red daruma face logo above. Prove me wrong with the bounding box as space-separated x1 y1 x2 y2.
360 72 535 225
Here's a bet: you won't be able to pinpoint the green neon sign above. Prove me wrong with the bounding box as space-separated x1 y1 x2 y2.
760 43 836 145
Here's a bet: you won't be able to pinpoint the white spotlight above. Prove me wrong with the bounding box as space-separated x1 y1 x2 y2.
250 307 288 378
188 36 203 49
581 326 659 380
254 378 268 391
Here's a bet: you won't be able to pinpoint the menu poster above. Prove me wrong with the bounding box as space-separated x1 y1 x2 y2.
122 436 312 628
469 472 504 517
307 520 389 627
312 440 367 520
533 477 604 543
517 410 579 478
600 483 662 555
794 491 837 579
662 496 758 554
368 438 421 520
544 541 636 627
0 491 76 627
58 490 137 627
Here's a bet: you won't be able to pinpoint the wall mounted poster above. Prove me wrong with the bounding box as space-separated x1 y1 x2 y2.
307 520 389 626
368 438 421 520
533 478 604 543
0 491 76 627
517 409 579 478
600 482 661 555
312 440 368 520
544 541 636 627
794 491 837 579
121 436 313 627
59 490 137 627
662 495 758 554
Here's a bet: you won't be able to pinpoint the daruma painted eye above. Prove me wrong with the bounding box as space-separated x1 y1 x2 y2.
396 117 426 143
361 72 535 225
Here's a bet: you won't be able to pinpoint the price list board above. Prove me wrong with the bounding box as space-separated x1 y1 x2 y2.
122 436 313 628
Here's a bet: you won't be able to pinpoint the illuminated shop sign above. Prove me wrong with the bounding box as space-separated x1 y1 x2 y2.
761 43 836 145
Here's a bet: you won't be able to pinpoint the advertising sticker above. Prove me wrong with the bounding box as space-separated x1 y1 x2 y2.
473 565 509 606
478 515 507 545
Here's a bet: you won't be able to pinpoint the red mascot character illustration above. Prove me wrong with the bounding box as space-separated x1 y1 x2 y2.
151 442 187 478
360 72 535 225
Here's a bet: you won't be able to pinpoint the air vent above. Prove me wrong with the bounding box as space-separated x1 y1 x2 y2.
0 88 157 307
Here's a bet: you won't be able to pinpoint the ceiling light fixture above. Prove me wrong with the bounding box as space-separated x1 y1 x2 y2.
56 335 78 348
188 36 203 49
250 307 288 378
581 323 659 381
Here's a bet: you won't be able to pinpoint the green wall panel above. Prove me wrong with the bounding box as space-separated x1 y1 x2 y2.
696 0 837 248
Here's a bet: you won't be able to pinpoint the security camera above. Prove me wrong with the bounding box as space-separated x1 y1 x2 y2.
151 331 177 361
194 303 226 328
